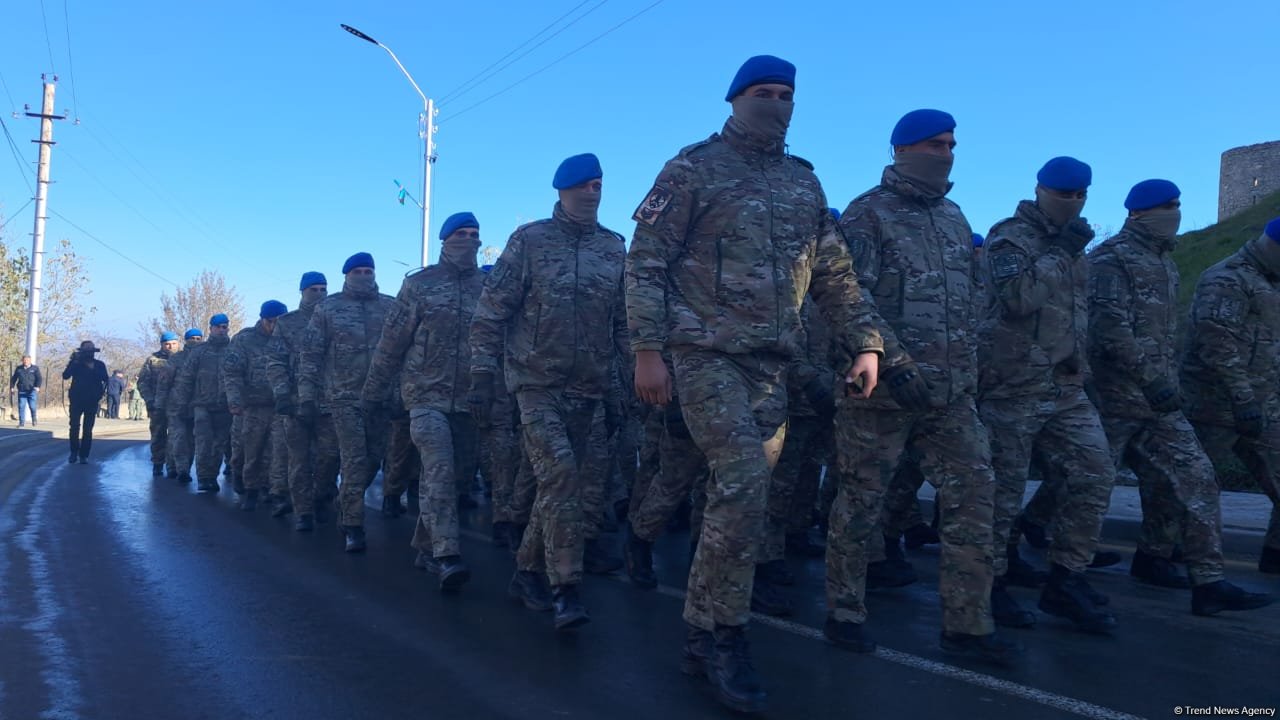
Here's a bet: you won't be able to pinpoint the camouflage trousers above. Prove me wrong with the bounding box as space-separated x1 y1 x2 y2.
270 416 289 498
285 414 340 515
826 397 995 635
482 410 521 524
761 413 829 564
1192 421 1280 553
629 399 710 543
515 389 598 587
613 409 640 516
882 447 928 540
673 350 787 631
581 405 612 541
981 387 1114 575
332 405 390 528
511 433 539 525
230 413 245 485
147 409 169 466
192 407 233 483
166 411 195 478
409 409 479 558
237 405 277 492
383 412 421 502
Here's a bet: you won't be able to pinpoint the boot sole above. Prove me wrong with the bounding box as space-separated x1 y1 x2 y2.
439 567 471 592
1193 598 1274 616
554 612 591 630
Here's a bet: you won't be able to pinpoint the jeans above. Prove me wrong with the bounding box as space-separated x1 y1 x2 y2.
17 392 36 425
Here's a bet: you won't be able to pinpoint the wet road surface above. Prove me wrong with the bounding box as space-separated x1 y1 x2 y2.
1 431 1278 719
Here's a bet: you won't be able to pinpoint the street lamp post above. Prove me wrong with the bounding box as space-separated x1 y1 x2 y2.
341 23 435 268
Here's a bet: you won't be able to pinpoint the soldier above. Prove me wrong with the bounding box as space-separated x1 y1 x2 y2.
299 253 396 552
977 157 1117 634
469 153 629 630
267 272 339 532
137 331 182 476
1089 180 1270 614
830 109 1014 663
364 211 485 591
173 314 234 493
223 300 288 511
1183 217 1280 578
157 328 203 482
626 56 882 713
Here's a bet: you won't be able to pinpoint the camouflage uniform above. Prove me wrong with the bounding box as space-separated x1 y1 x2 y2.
136 348 173 466
266 304 340 517
1182 235 1280 557
364 261 484 559
978 200 1114 576
172 333 233 485
827 165 994 635
483 358 521 525
156 340 199 477
223 323 279 494
299 280 396 528
383 394 422 507
269 415 290 499
626 120 883 631
470 202 629 587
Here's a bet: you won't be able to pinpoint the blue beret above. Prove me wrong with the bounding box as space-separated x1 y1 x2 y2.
725 55 796 101
891 109 956 147
972 233 985 248
184 328 203 340
1037 156 1092 191
439 211 479 241
299 271 327 291
210 313 229 326
260 300 288 319
553 153 603 190
1267 217 1280 242
160 331 179 342
342 252 375 274
1124 179 1181 211
828 207 841 221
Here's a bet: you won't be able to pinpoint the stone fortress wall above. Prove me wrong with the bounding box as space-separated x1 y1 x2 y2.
1219 140 1280 221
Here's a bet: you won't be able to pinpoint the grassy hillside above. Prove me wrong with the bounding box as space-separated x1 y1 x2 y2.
1173 189 1280 312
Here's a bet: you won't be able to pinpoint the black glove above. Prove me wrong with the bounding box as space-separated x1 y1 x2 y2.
802 376 835 418
882 361 935 412
1140 377 1181 414
468 372 495 427
1233 402 1266 439
1049 218 1095 257
274 396 295 417
295 400 318 427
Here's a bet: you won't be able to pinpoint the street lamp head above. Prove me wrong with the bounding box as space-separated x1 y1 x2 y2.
340 24 379 45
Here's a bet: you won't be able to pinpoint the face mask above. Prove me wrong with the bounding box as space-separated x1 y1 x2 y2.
894 151 953 196
730 96 794 142
559 187 601 225
1035 186 1086 228
345 274 377 294
300 288 327 309
1135 208 1182 243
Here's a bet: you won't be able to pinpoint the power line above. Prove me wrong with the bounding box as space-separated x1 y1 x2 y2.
0 69 17 112
36 0 59 74
0 198 36 231
48 208 180 287
437 0 603 106
0 114 35 194
61 0 80 119
440 0 665 124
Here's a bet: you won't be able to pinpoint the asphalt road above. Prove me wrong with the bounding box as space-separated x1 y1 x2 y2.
1 428 1278 720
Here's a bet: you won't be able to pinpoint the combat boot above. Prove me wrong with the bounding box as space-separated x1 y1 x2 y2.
707 625 767 714
1089 550 1122 568
903 522 940 550
294 513 315 532
749 574 793 617
197 479 220 493
1191 580 1273 616
822 615 876 653
940 631 1022 667
785 529 825 558
624 525 657 590
381 495 405 519
1130 549 1190 589
271 496 293 518
176 472 192 484
68 452 77 464
583 538 623 575
436 555 471 593
166 467 179 480
866 537 918 589
240 489 259 512
1259 546 1280 574
343 525 367 553
680 623 713 676
991 577 1036 628
414 550 440 573
508 570 553 611
1015 515 1049 549
492 521 511 548
1039 564 1117 634
1005 545 1049 588
552 585 590 630
757 559 795 587
152 463 165 477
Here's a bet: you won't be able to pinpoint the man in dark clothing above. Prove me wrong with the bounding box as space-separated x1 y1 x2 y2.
106 370 126 418
63 341 109 464
9 355 42 427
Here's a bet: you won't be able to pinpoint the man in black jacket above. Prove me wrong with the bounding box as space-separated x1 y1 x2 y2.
106 370 126 419
9 355 42 427
63 341 109 464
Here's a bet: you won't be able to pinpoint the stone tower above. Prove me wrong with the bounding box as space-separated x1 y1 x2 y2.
1219 140 1280 221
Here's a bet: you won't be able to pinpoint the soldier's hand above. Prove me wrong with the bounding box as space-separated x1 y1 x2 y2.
468 372 495 427
802 375 835 418
274 397 295 417
844 352 880 400
1050 218 1095 257
882 360 935 411
634 350 672 406
296 400 318 427
1141 377 1182 414
1233 402 1266 438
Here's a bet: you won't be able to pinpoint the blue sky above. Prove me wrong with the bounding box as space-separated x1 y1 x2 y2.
1 0 1277 337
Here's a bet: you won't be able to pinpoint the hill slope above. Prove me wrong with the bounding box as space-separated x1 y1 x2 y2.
1173 189 1280 311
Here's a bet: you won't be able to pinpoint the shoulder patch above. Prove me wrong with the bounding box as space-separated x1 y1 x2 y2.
991 252 1023 281
1216 297 1244 322
1092 271 1122 302
633 184 674 226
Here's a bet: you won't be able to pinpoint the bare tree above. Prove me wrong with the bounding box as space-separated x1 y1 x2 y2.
0 233 96 366
143 270 247 340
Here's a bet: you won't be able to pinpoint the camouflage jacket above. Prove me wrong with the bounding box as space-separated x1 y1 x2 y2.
625 119 882 365
223 323 276 408
840 165 979 408
299 282 396 408
469 203 629 399
1181 240 1280 426
977 200 1091 399
364 262 485 413
172 333 231 412
1087 220 1180 418
265 303 317 408
786 296 836 418
154 341 199 412
136 348 172 407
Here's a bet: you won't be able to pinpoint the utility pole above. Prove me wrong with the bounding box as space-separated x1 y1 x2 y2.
24 76 65 365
